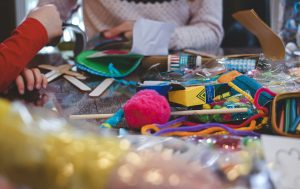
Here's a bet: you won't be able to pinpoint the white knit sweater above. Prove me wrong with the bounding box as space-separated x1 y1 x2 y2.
39 0 224 50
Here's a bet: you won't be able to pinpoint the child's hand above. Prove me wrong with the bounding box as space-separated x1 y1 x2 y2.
27 4 63 41
15 68 48 95
0 176 14 189
38 0 78 21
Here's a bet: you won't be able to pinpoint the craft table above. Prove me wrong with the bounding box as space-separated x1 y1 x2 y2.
2 48 264 127
3 48 300 189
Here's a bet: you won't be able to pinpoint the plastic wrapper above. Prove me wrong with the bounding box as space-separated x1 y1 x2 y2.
217 54 274 75
218 57 258 74
189 94 257 123
126 135 274 188
0 99 221 189
141 58 225 85
0 99 274 189
252 59 300 93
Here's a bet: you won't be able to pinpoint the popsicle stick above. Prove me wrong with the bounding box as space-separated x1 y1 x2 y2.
279 108 285 131
89 78 114 97
70 113 115 120
38 64 58 71
63 70 86 78
44 70 57 79
47 72 63 82
63 75 91 91
170 108 248 116
69 108 248 120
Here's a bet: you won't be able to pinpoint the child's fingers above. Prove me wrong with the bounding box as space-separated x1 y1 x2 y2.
22 68 35 91
41 74 48 89
0 176 14 189
32 68 42 89
15 75 25 95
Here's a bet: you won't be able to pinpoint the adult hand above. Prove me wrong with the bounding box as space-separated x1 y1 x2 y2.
103 21 134 39
27 4 63 41
15 68 48 95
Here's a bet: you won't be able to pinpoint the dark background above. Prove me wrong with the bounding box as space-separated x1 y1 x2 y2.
0 1 16 42
221 0 270 47
0 0 270 47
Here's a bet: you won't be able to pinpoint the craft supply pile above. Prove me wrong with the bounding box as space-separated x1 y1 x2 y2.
1 9 300 189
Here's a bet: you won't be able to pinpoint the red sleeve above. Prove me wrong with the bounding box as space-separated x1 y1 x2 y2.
0 18 48 92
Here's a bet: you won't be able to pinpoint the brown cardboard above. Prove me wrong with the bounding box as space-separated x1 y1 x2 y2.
233 9 285 60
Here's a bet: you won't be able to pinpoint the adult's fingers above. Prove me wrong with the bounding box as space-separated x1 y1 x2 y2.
124 31 133 40
104 21 133 38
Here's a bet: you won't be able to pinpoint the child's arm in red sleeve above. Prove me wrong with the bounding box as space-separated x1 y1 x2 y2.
0 18 48 92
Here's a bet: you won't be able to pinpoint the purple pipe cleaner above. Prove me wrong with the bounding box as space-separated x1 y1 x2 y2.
152 117 260 137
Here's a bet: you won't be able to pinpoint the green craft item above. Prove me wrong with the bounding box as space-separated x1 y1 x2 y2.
284 99 291 133
75 50 144 78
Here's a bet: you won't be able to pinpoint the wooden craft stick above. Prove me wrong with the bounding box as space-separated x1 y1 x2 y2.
89 78 114 97
279 108 285 131
38 64 58 71
39 64 72 71
70 113 115 120
63 75 91 91
39 64 86 80
44 70 57 79
183 49 217 59
47 72 63 82
69 107 248 120
170 108 248 116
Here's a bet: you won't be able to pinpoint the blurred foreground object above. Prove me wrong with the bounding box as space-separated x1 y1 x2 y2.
0 99 221 189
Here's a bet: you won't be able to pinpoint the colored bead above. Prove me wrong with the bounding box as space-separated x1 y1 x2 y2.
203 104 211 109
212 114 223 122
223 113 232 121
198 115 211 122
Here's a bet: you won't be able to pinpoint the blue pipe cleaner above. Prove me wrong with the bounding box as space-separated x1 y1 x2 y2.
99 108 124 128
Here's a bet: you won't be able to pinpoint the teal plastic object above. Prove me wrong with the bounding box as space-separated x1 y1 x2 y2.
232 75 273 106
75 50 144 78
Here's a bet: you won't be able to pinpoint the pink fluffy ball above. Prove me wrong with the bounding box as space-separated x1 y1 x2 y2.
124 90 171 129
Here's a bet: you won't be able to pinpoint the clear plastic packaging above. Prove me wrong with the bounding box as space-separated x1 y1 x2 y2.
218 58 257 73
0 99 274 189
252 59 300 93
0 99 217 189
190 94 257 123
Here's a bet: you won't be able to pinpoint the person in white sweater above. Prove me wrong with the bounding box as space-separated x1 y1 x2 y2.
38 0 224 51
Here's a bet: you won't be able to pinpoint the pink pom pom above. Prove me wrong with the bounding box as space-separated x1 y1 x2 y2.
124 90 171 129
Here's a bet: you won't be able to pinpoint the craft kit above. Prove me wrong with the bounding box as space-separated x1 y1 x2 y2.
271 92 300 137
168 83 231 107
190 94 256 123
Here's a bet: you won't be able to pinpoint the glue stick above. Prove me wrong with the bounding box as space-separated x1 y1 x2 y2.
168 53 202 72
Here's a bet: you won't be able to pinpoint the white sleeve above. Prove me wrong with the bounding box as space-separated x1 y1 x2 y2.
169 0 224 51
